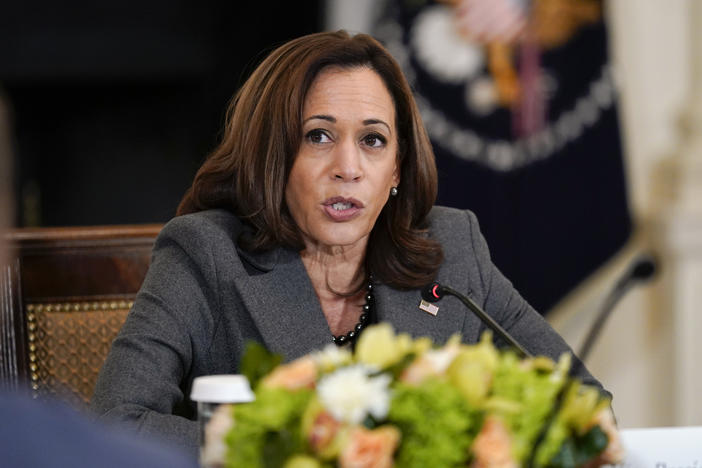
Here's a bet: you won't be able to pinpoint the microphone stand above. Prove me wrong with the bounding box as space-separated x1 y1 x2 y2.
424 283 532 358
577 253 657 363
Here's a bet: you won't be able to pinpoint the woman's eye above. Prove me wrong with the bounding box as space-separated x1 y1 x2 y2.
306 129 331 144
363 133 386 148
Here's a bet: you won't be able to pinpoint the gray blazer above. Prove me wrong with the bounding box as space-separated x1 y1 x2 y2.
91 206 603 456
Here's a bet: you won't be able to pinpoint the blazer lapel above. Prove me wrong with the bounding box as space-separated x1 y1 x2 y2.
233 244 481 358
375 282 469 346
234 246 333 361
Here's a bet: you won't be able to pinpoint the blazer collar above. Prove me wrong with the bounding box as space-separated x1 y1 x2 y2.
236 243 279 273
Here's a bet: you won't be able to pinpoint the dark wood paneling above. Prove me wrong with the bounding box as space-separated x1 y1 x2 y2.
9 225 161 301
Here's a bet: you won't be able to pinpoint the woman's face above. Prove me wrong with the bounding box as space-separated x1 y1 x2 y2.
285 66 400 254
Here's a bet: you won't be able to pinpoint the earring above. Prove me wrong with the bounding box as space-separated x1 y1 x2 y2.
390 186 398 197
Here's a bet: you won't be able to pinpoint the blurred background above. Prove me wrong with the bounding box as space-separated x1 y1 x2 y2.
2 0 701 430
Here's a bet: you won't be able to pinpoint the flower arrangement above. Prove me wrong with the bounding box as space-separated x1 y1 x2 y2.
203 324 622 467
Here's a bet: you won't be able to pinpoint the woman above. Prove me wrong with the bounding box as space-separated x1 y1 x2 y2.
91 31 604 456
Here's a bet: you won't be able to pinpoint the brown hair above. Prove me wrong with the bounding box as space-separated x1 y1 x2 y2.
177 30 443 289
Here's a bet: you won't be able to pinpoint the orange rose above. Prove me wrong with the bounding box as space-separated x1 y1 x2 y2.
400 356 437 384
471 416 517 468
308 411 342 455
339 426 400 468
261 356 317 390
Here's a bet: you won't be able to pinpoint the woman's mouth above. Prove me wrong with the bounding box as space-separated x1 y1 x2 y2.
323 197 363 221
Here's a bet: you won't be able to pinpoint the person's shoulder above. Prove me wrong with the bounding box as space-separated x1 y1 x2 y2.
166 208 242 230
427 205 477 233
160 209 244 243
428 205 466 220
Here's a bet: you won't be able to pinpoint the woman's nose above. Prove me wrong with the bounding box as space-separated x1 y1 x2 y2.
332 140 363 182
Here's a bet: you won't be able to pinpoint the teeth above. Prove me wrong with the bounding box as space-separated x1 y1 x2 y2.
331 202 352 211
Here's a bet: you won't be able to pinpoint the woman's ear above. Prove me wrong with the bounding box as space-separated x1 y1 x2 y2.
392 160 401 187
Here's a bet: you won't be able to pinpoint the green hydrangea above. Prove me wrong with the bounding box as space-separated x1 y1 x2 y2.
388 379 479 467
487 352 568 463
225 387 313 468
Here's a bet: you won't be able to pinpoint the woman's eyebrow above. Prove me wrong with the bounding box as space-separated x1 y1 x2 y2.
304 114 335 123
363 118 391 133
303 115 391 134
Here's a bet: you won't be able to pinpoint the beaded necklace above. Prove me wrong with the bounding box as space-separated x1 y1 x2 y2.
331 278 374 346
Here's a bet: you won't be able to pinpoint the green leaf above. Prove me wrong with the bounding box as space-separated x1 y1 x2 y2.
545 425 609 468
282 455 323 468
240 341 283 387
547 439 577 468
263 429 302 468
225 388 313 468
575 426 609 463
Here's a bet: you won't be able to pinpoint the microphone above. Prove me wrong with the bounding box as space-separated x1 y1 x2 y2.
577 253 658 362
421 282 532 358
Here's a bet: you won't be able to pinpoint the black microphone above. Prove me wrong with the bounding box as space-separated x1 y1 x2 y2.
421 282 532 358
577 253 658 362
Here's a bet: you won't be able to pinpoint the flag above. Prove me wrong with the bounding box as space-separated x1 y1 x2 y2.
375 0 631 313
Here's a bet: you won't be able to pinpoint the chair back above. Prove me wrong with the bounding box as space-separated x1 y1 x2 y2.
0 224 161 406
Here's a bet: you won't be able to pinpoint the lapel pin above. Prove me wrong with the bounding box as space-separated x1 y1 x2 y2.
419 299 439 316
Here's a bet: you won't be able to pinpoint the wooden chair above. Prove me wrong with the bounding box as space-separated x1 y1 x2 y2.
0 224 162 406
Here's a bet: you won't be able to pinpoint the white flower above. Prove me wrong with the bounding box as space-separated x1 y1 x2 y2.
312 344 352 372
317 365 391 425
